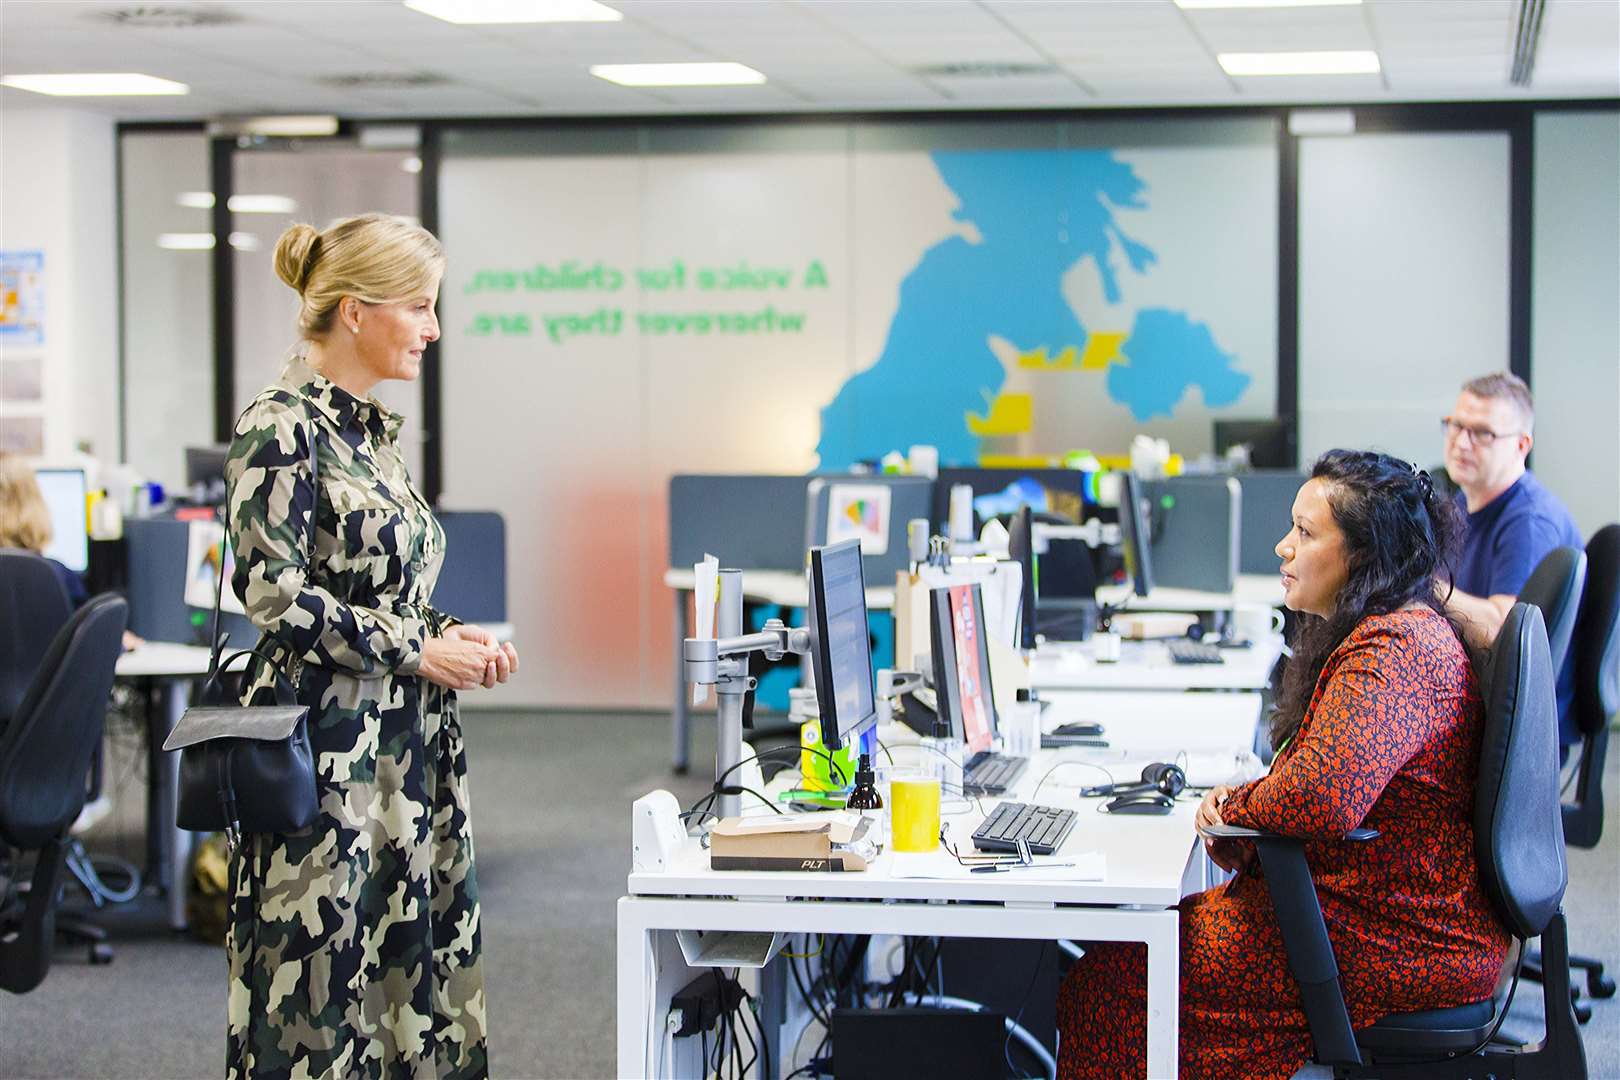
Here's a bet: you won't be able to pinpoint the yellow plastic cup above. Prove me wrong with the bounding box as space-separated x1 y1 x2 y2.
889 775 941 853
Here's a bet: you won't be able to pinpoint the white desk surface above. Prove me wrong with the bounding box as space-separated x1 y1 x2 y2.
665 567 895 612
1096 573 1284 612
1031 634 1285 691
1039 689 1263 757
628 745 1206 908
115 641 215 678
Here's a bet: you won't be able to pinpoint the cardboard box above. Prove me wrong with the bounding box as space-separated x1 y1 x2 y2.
709 812 873 872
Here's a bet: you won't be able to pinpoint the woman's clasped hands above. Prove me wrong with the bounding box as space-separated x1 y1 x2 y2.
420 624 521 691
1194 784 1256 874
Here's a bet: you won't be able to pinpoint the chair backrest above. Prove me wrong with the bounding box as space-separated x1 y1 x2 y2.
1565 524 1620 848
0 593 127 850
1517 546 1586 675
1474 603 1567 938
0 550 73 724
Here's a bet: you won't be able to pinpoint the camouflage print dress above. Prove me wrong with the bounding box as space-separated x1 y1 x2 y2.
223 357 486 1079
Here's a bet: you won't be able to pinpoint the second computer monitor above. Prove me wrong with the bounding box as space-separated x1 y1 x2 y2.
807 538 878 751
1007 505 1038 651
930 582 997 755
1116 470 1154 598
34 467 89 574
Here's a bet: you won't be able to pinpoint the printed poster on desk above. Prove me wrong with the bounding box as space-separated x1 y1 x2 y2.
950 584 992 754
825 483 890 556
184 519 243 615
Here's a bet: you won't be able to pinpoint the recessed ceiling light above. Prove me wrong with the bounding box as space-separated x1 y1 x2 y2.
1 73 189 96
175 193 300 213
1219 50 1380 76
402 157 424 174
1178 0 1360 9
590 63 766 87
403 0 621 24
156 232 260 251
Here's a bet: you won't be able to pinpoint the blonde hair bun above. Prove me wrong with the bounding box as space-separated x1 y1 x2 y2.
274 214 445 337
273 223 322 294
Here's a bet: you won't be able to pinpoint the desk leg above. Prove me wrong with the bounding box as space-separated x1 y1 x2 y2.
618 898 655 1079
152 677 193 932
672 589 690 774
1143 910 1180 1080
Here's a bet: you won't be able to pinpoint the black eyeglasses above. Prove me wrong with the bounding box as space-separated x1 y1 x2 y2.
1441 417 1519 447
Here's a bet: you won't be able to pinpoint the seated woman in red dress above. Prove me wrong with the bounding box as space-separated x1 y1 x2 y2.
1055 449 1511 1080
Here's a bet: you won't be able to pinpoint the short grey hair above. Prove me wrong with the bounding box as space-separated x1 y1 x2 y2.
1461 371 1533 433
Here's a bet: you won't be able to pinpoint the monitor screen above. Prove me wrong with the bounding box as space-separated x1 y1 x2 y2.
931 467 1088 537
808 538 876 751
34 468 89 573
1116 471 1154 598
1007 506 1037 652
930 582 997 755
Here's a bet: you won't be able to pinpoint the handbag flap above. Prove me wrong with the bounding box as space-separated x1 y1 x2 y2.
162 704 308 751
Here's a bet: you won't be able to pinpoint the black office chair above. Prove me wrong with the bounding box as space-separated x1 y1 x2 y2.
1545 525 1620 1011
1207 603 1585 1078
1517 546 1586 676
0 549 73 725
0 593 128 992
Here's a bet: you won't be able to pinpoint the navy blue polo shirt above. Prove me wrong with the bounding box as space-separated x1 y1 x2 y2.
1454 470 1583 744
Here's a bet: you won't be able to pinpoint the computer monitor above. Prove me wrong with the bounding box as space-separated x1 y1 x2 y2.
1116 470 1154 598
807 538 877 752
1214 419 1296 469
931 467 1088 537
930 583 997 755
1007 505 1038 651
185 445 230 503
34 467 89 573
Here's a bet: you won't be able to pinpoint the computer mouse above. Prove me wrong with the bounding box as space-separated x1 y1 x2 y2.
1105 793 1176 815
1053 720 1104 737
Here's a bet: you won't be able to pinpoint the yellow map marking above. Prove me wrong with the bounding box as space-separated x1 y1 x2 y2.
966 393 1033 436
1080 331 1126 369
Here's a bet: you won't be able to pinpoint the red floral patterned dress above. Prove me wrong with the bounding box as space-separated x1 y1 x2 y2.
1055 608 1511 1080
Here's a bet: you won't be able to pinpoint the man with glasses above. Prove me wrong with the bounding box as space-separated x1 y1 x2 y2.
1442 371 1582 654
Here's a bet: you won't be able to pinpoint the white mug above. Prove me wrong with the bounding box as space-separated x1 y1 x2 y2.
1232 606 1286 642
1093 631 1122 663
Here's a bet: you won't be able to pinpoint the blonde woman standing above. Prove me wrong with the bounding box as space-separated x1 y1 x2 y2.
224 214 517 1079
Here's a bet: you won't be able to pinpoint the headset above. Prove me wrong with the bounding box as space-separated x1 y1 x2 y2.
1080 762 1186 800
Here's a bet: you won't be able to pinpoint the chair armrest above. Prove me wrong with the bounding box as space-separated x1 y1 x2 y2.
1200 824 1379 842
1195 826 1367 1067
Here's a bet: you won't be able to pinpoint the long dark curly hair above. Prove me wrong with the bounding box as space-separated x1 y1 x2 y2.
1270 449 1472 751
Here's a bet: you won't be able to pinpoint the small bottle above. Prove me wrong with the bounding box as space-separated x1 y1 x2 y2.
920 718 963 797
845 753 885 848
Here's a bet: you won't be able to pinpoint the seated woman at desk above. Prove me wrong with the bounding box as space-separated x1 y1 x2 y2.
1054 449 1509 1080
0 451 142 652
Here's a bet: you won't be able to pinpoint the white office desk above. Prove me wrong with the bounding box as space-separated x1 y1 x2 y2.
1039 689 1265 759
1032 634 1285 692
663 567 896 773
115 642 213 931
1095 573 1285 613
620 742 1244 1080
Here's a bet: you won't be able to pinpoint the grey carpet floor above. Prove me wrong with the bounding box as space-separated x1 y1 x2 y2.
2 709 1616 1079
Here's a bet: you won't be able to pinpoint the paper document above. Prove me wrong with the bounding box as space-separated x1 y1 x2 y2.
692 554 719 705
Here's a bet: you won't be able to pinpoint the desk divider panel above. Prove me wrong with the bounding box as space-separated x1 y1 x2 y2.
124 517 256 649
1234 470 1310 575
1141 476 1241 594
432 510 508 624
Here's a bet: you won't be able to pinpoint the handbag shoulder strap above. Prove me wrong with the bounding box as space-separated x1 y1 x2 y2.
207 393 321 680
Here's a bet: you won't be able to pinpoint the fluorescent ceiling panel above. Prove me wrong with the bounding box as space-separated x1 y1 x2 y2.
1178 0 1360 8
403 0 621 23
590 63 766 86
1219 50 1381 75
0 73 189 96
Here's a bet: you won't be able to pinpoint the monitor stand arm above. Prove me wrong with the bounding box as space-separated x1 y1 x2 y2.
681 568 811 821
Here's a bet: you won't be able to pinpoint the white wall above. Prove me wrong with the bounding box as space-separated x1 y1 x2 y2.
1297 131 1512 468
1531 110 1620 538
0 105 119 465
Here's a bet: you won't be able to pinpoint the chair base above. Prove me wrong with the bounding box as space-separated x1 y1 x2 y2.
56 912 114 966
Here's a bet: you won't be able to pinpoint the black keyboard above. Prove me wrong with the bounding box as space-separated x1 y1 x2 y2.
971 801 1078 855
963 752 1028 795
1167 639 1225 665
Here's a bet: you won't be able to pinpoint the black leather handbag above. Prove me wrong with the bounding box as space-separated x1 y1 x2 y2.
162 412 320 850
